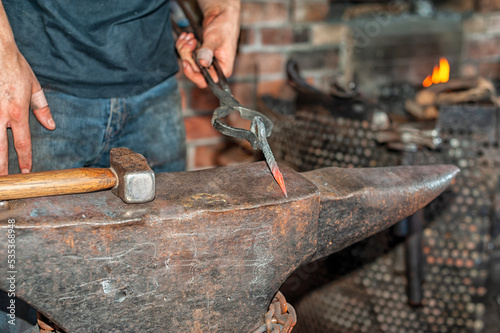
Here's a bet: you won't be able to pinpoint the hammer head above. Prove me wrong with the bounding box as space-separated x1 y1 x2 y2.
110 148 155 204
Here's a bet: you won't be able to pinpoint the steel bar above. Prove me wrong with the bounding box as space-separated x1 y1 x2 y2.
406 209 425 306
0 162 458 332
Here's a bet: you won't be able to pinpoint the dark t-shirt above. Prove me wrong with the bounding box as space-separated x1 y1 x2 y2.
3 0 178 98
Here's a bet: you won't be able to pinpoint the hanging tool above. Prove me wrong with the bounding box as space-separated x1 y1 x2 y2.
173 0 287 196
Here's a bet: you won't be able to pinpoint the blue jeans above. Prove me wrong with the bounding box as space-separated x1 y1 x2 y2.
8 76 186 173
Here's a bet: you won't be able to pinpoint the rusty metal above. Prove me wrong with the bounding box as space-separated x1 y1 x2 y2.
253 291 297 333
0 161 456 332
375 123 441 150
303 164 457 261
37 312 59 332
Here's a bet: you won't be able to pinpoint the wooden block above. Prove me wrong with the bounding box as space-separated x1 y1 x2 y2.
405 99 439 120
415 89 437 106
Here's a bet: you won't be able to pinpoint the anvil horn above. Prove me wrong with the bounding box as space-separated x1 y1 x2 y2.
302 164 459 261
0 162 458 332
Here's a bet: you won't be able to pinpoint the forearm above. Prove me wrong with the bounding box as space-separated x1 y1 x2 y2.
0 1 55 175
197 0 241 38
197 0 241 17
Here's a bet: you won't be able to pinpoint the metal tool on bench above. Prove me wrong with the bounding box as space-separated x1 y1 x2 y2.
175 0 287 196
0 162 458 332
0 147 154 204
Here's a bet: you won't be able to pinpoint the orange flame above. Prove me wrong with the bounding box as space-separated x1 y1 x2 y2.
422 58 450 88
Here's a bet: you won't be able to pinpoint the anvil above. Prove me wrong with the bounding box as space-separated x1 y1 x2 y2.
0 162 458 332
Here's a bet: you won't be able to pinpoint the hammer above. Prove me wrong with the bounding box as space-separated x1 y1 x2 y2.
0 148 155 204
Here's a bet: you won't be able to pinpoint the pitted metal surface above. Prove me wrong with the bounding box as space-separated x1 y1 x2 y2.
262 98 500 333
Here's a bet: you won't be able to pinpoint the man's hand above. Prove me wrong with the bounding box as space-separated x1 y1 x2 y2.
176 0 241 88
0 1 55 175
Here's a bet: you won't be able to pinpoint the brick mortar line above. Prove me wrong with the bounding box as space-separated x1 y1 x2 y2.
254 24 263 46
241 0 290 3
463 32 500 39
186 146 196 171
467 59 500 64
241 22 321 29
180 70 340 86
232 73 286 82
184 69 341 84
463 55 500 62
242 22 344 29
240 43 341 53
471 12 500 20
186 137 226 147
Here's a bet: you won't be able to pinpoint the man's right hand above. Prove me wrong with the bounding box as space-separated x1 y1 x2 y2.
176 0 241 89
0 48 56 175
0 0 55 175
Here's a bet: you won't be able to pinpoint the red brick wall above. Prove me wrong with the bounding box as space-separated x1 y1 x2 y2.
477 0 500 11
178 0 342 170
178 0 500 171
461 11 500 79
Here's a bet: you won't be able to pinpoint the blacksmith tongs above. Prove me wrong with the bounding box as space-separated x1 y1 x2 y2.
174 1 287 196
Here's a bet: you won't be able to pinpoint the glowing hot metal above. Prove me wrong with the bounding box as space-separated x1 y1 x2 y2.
251 116 287 196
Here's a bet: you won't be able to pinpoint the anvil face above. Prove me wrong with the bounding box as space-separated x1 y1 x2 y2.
0 163 319 332
0 162 457 332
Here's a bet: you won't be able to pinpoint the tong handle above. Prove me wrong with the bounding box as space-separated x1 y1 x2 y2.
175 0 275 149
194 56 232 100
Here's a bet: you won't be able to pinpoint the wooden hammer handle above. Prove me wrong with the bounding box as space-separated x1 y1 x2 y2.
0 168 117 200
